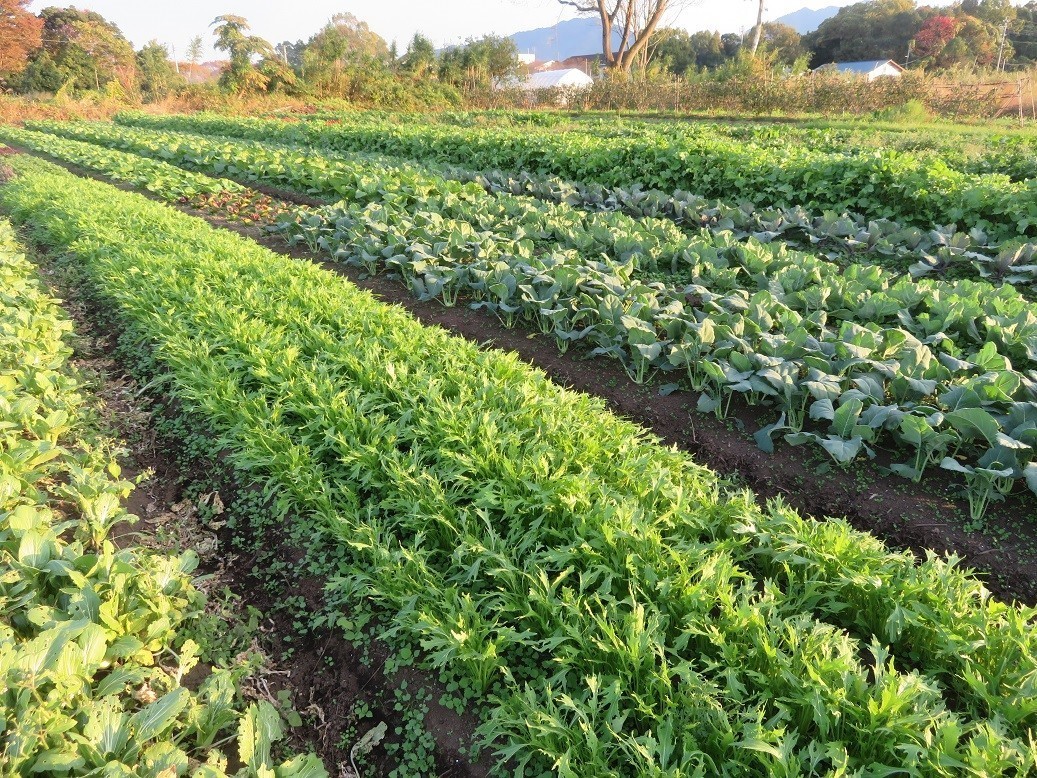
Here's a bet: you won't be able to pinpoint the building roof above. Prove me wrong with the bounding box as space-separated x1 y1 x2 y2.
523 68 594 89
815 59 905 74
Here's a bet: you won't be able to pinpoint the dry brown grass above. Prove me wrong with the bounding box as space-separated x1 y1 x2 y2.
0 92 320 126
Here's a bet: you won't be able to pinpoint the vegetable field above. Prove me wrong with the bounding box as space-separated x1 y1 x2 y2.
2 110 1037 777
0 215 325 776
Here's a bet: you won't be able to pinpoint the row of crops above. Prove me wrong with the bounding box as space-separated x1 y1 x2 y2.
0 214 324 776
4 119 1035 521
2 152 1036 775
23 119 1037 282
295 108 1037 182
113 111 1037 241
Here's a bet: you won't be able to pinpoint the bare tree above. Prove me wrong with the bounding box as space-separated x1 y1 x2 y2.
558 0 696 72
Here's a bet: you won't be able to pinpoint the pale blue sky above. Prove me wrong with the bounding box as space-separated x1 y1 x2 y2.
27 0 855 60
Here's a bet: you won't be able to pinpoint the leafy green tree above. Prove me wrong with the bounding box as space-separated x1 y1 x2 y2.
19 51 62 92
304 12 387 67
936 14 1003 67
137 40 184 100
275 40 306 70
1008 1 1037 62
439 35 518 91
211 14 271 93
21 7 135 92
74 15 136 90
804 0 923 65
961 0 1016 27
301 13 389 96
651 29 729 74
761 22 807 66
651 29 696 75
401 33 437 78
721 33 743 58
257 55 299 93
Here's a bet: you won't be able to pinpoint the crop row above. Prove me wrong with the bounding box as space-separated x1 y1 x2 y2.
441 165 1037 288
0 125 242 201
40 119 1037 288
289 109 1037 182
279 196 1037 519
3 154 1036 775
16 123 1037 516
716 121 1037 182
114 111 1037 242
0 214 324 776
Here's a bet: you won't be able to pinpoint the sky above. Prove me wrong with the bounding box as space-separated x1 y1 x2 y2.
26 0 858 61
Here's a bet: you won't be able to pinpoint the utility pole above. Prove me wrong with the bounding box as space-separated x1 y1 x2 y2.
170 43 180 74
905 40 913 68
996 19 1009 72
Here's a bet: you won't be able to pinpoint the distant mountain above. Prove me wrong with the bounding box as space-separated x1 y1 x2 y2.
775 6 841 34
509 17 622 61
505 9 836 62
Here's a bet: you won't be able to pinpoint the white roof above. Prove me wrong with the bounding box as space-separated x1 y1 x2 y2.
814 59 904 75
523 68 593 89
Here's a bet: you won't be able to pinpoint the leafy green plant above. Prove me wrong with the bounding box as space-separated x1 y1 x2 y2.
113 110 1037 243
0 216 325 778
18 120 1037 514
4 158 1036 776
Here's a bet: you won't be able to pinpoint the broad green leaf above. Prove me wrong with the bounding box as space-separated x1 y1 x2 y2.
30 749 85 773
129 688 190 741
945 408 1001 446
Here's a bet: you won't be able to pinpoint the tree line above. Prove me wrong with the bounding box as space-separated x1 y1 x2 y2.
2 0 1035 108
645 0 1031 77
0 4 521 105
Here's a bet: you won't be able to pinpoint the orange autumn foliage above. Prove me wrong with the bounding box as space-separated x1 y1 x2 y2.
0 0 43 75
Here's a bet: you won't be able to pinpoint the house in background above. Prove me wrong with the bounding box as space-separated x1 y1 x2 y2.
813 59 905 81
560 54 603 76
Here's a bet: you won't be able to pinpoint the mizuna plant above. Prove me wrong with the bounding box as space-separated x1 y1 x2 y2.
3 157 1035 776
0 125 241 202
0 216 325 777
